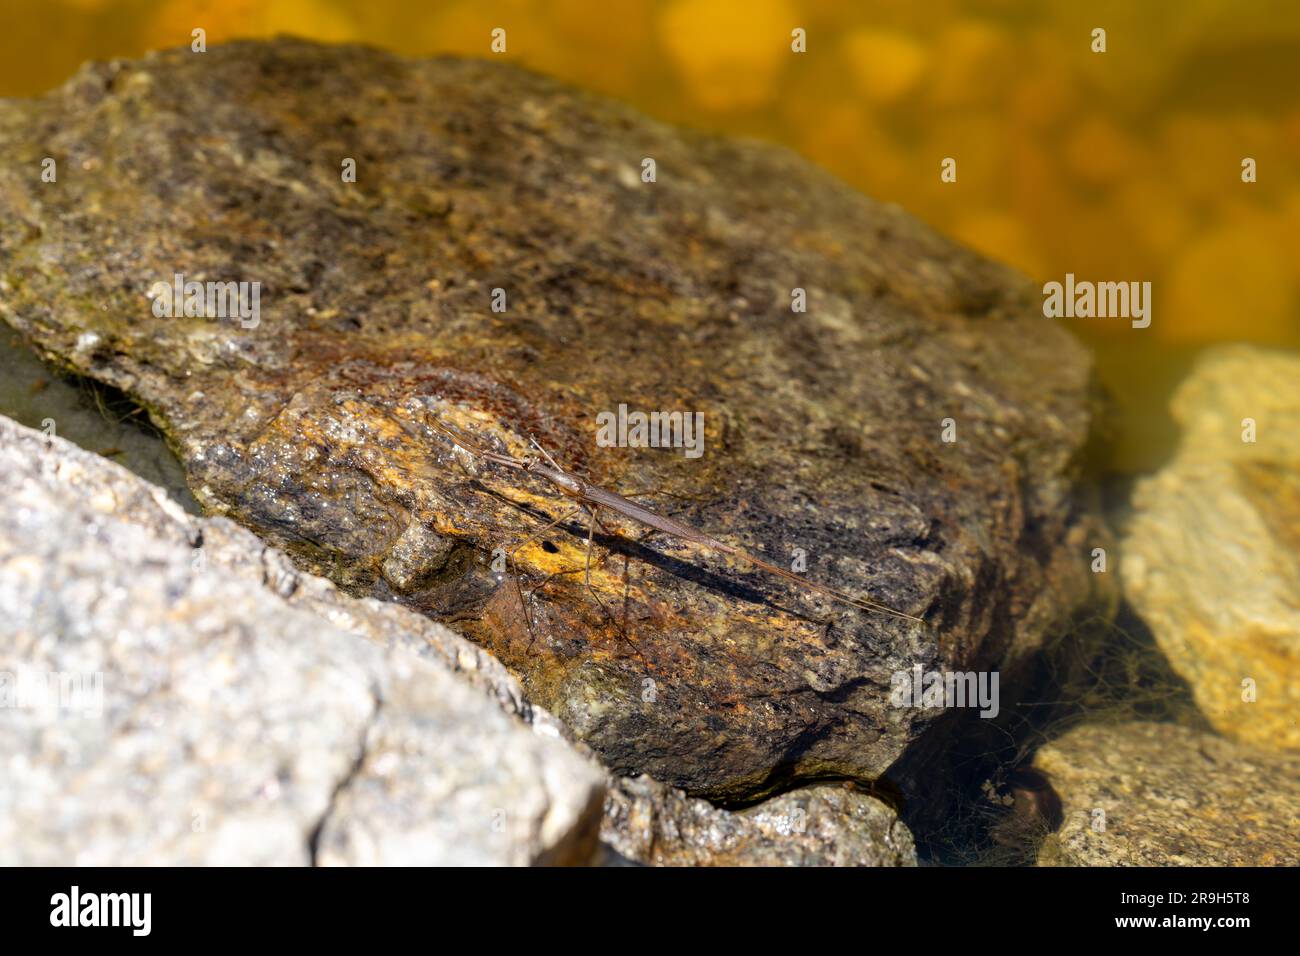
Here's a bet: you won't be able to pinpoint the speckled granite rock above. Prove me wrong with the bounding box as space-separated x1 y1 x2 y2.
1123 346 1300 751
1035 722 1300 866
0 415 603 865
603 776 916 866
0 39 1113 803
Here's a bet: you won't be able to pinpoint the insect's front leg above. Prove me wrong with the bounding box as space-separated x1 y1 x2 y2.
508 506 582 650
582 504 613 623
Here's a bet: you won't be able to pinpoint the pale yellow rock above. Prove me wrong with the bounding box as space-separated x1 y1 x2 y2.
1036 722 1300 866
1123 346 1300 751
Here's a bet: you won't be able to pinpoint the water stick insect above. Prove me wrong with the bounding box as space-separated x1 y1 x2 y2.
422 418 928 638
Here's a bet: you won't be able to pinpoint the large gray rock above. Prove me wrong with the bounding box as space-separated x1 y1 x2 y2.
0 415 603 865
603 776 915 866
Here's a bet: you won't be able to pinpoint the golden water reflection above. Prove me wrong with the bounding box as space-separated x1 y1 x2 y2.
3 0 1296 472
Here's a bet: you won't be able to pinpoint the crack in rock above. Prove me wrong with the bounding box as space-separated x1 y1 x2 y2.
309 685 383 866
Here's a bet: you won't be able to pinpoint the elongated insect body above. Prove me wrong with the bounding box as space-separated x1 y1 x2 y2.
424 417 925 625
526 463 586 498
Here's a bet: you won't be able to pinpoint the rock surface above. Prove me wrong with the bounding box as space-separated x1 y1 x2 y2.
1035 721 1300 866
0 39 1112 802
1123 346 1300 751
0 415 603 865
603 776 916 866
0 412 922 865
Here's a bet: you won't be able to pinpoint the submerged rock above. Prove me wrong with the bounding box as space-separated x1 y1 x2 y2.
0 39 1112 802
0 415 603 865
603 776 915 866
1035 722 1300 866
1123 346 1300 752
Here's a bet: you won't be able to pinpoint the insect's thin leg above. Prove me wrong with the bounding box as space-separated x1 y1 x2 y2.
583 506 597 587
585 509 634 640
521 566 585 603
590 511 651 659
508 506 582 651
588 511 623 571
590 509 669 643
509 506 583 565
583 505 614 625
514 568 538 653
621 550 633 637
529 434 563 471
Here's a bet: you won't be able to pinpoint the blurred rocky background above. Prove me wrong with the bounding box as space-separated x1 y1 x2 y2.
1 0 1298 474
